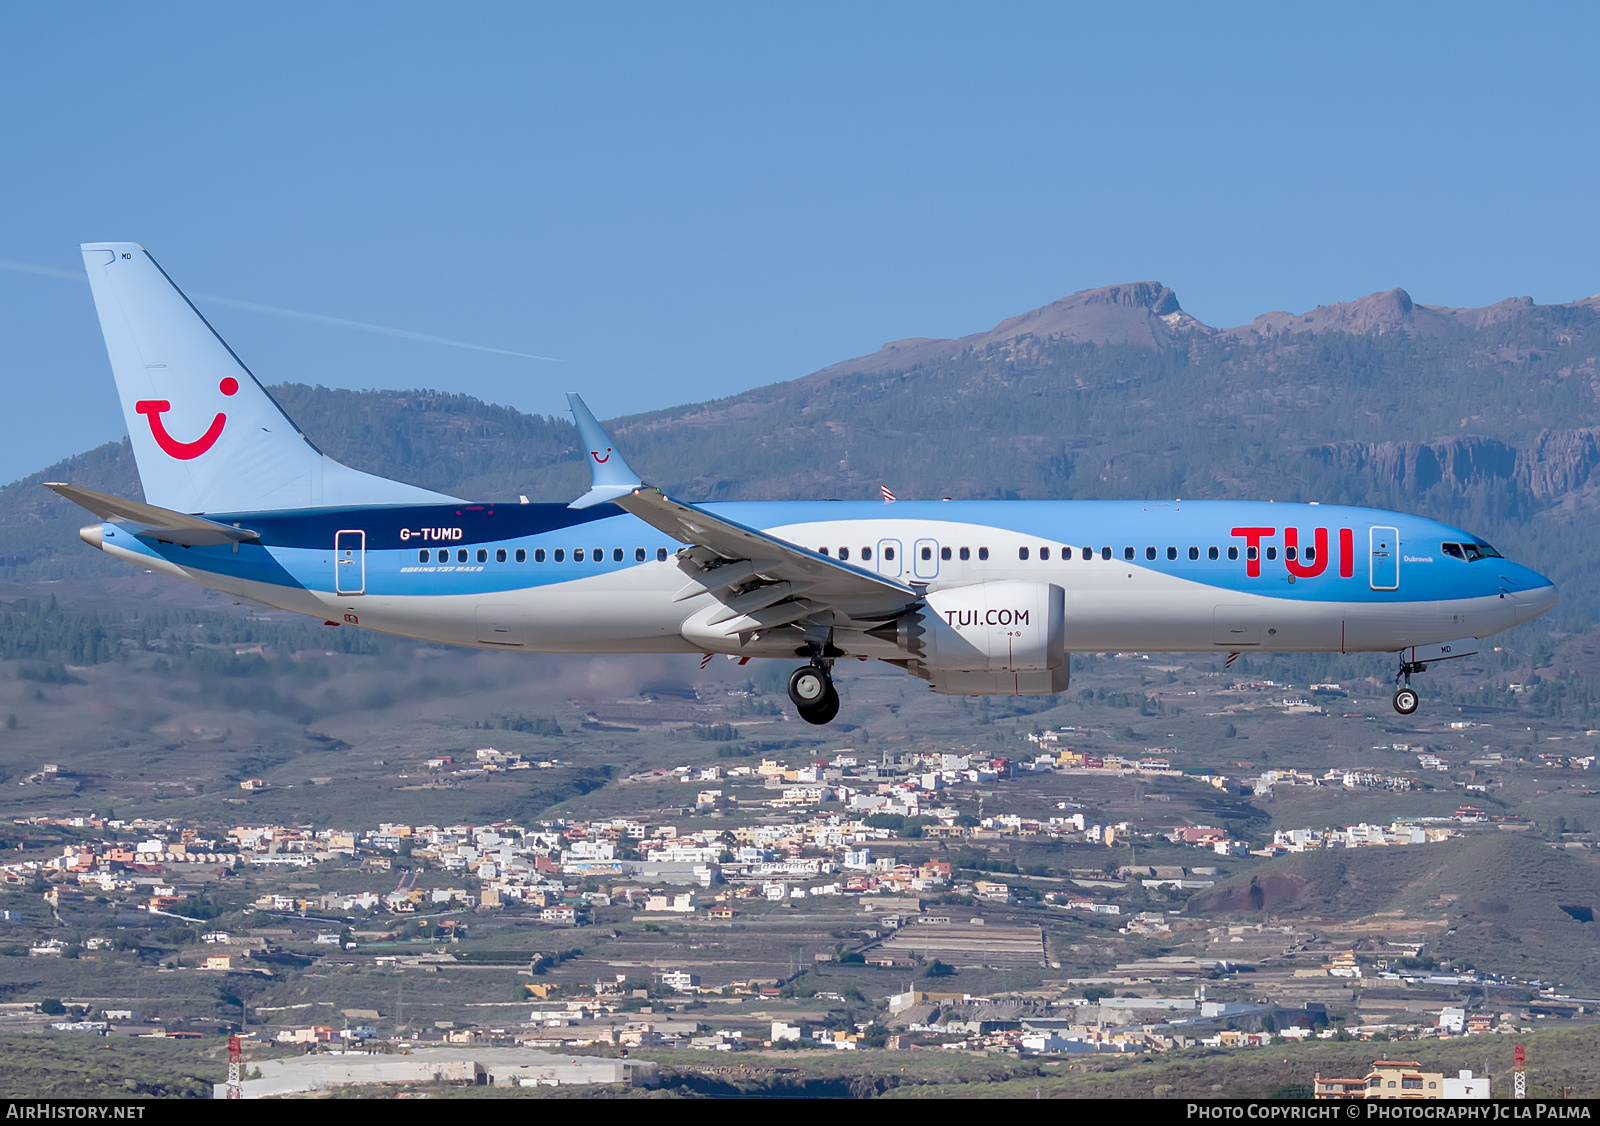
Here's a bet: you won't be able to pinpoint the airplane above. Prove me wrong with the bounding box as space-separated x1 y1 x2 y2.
49 243 1559 724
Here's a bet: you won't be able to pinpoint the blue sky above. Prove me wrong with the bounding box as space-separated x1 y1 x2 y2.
2 4 1597 485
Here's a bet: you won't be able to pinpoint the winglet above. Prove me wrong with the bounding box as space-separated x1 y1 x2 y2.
567 393 642 509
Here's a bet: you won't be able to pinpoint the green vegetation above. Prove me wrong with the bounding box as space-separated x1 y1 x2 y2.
0 1034 223 1099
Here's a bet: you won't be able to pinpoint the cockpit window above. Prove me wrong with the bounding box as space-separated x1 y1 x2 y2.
1443 540 1504 562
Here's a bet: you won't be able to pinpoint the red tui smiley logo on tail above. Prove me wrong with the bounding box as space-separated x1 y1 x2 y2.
136 377 238 460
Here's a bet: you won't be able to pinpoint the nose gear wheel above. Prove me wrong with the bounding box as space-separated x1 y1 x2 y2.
1392 657 1427 714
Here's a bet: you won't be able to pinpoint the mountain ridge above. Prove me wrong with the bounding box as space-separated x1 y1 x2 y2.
803 281 1600 381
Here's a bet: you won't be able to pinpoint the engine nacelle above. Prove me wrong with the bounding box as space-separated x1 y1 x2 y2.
916 581 1066 695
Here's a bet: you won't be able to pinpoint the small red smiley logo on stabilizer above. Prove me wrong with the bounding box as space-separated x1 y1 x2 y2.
136 377 238 460
591 448 612 464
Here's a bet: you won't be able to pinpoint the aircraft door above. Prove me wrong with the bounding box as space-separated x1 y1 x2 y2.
913 538 940 580
877 539 903 578
335 529 366 595
1369 526 1399 591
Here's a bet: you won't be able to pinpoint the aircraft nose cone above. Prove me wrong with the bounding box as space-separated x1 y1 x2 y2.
1516 580 1559 621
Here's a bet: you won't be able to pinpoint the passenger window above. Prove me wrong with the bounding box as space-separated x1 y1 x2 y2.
839 547 850 561
1145 547 1156 560
1124 547 1135 561
885 546 896 561
457 549 468 563
976 547 987 561
921 546 932 561
1019 547 1030 561
635 547 646 561
1265 546 1277 560
1209 547 1218 560
613 548 624 562
1188 547 1199 560
574 549 585 562
1227 546 1238 560
940 547 951 561
477 549 488 563
1246 546 1257 561
657 548 669 561
1101 547 1111 560
555 549 565 562
594 548 603 561
418 549 428 563
819 547 829 556
1039 546 1050 561
1441 542 1465 559
1082 546 1092 560
532 548 543 562
496 548 507 563
1285 546 1296 561
517 549 527 563
862 547 872 561
959 547 970 561
1167 546 1177 560
1304 546 1316 561
1061 547 1073 560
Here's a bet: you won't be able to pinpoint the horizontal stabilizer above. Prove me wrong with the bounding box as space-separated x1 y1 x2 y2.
44 483 260 546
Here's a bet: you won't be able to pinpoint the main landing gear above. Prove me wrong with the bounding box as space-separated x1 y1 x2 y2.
788 661 840 726
1392 657 1427 715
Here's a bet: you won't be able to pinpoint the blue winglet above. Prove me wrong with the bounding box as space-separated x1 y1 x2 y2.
567 393 643 509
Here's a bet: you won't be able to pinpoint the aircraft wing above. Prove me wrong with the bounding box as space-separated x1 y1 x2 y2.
565 395 918 628
619 485 918 615
44 482 261 547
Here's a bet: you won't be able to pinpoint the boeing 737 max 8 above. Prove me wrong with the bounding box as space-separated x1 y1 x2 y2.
49 243 1558 724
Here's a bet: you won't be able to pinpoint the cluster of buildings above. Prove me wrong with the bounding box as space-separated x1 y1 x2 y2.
1268 822 1457 851
1313 1061 1491 1100
421 748 564 775
6 720 1526 936
1 738 1467 931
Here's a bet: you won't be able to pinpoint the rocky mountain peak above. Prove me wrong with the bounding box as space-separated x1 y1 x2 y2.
810 281 1208 381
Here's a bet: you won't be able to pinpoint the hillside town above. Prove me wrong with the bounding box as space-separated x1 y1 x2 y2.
5 720 1580 1084
11 733 1500 924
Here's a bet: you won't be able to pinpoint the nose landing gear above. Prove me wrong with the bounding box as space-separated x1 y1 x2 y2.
787 661 839 725
1392 657 1427 715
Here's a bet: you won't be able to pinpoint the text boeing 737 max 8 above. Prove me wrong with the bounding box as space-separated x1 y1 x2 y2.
51 243 1558 723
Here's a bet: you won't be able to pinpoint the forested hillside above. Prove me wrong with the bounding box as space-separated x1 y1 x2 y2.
5 282 1599 626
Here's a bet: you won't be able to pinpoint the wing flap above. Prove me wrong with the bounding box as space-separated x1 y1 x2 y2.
616 486 917 619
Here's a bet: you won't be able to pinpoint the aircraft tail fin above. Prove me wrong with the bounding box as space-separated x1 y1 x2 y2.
79 243 454 514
